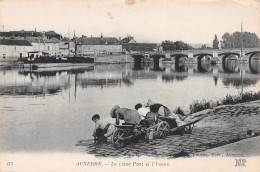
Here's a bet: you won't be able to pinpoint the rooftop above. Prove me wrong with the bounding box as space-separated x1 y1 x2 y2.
77 36 119 45
0 39 32 46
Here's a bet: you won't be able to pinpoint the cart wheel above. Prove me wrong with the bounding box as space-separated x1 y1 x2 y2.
112 129 125 148
156 121 170 138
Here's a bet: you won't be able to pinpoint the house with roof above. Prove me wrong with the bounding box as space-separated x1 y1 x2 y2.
0 38 33 58
44 37 60 56
76 35 122 56
59 37 76 56
0 30 62 40
26 36 60 56
122 43 158 53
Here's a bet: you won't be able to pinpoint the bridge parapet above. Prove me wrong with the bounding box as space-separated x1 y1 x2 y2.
130 48 259 63
162 48 259 55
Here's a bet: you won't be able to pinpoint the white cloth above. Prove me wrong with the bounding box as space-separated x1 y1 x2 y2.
94 120 115 137
138 107 150 120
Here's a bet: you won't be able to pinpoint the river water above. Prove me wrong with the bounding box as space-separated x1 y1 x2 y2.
0 60 259 152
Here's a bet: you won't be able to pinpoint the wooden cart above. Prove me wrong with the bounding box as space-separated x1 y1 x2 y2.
111 116 205 148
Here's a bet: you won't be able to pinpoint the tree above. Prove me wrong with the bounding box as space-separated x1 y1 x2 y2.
45 31 62 40
221 32 260 49
120 35 135 43
161 40 174 51
161 40 193 51
200 44 207 50
213 34 219 49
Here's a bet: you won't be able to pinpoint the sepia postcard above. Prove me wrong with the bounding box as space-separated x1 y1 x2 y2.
0 0 260 171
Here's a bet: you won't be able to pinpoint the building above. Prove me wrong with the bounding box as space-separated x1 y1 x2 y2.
0 30 61 58
76 35 122 56
0 38 33 58
44 37 60 56
0 30 62 40
59 37 76 56
26 37 60 56
122 43 158 53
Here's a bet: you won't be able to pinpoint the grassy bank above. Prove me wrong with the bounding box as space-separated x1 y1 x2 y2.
177 91 260 114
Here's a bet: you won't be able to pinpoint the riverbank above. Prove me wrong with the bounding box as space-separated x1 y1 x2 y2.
0 55 134 69
75 101 260 158
0 59 22 69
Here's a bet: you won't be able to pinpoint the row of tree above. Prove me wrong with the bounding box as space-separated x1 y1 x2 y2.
161 40 193 51
160 31 259 51
220 32 260 49
212 32 260 49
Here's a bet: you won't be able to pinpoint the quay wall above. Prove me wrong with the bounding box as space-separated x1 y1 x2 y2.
91 54 134 64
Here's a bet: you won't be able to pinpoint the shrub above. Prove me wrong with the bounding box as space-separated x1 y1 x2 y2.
188 91 260 114
189 99 214 114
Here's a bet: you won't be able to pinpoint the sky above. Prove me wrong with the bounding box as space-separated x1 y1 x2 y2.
0 0 260 44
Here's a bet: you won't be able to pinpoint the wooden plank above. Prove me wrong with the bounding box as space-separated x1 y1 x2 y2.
115 125 134 128
168 116 204 132
158 116 176 121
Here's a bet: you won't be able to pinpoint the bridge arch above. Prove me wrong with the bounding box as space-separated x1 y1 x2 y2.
220 52 240 64
248 52 260 74
218 52 239 64
246 51 260 64
195 53 212 62
132 54 145 70
219 52 240 57
150 54 165 60
221 53 239 73
132 54 145 60
170 54 188 63
150 54 165 70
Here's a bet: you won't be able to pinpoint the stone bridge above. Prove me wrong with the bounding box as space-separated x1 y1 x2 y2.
131 48 260 64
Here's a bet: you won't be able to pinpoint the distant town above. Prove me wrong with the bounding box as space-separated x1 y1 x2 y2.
0 29 259 59
0 30 160 59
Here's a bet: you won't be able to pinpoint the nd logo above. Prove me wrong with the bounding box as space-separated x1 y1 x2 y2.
235 159 246 167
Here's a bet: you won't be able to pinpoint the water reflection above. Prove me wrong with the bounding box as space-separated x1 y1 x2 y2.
197 58 212 73
1 61 260 152
175 60 187 72
222 78 257 88
134 61 143 70
0 60 259 98
222 59 239 73
249 56 260 74
162 73 188 82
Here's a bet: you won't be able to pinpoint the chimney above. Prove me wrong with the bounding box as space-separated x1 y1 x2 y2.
119 37 121 41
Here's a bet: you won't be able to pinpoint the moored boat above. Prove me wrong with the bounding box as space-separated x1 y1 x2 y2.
19 51 94 70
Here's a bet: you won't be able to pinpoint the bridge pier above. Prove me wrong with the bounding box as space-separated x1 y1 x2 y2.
186 53 196 64
238 51 248 63
211 52 221 64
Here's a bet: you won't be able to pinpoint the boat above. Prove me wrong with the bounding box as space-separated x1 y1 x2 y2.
19 51 94 70
19 65 94 74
